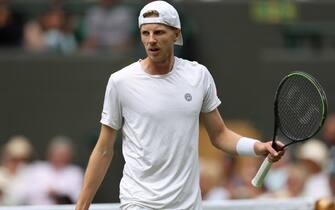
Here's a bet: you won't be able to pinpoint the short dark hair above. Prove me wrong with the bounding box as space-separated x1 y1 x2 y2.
143 10 159 18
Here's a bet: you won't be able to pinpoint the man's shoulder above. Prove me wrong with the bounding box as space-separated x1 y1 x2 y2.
176 57 211 79
109 61 139 82
176 57 207 72
175 57 213 86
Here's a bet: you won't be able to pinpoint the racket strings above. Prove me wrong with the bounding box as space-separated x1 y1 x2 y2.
277 76 323 141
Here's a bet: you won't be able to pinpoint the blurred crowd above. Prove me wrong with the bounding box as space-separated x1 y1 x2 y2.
0 0 334 206
0 0 137 54
200 113 335 202
1 114 334 207
0 0 197 59
0 135 83 205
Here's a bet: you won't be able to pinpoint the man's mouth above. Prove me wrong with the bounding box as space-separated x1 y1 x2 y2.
149 47 160 52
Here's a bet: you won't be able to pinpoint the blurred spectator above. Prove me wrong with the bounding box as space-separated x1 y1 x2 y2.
199 158 225 200
24 6 77 54
199 119 265 201
0 0 24 47
262 163 309 198
229 157 265 199
279 163 308 198
298 139 332 199
322 113 335 162
264 152 290 193
22 136 83 205
329 162 335 200
204 154 235 200
0 135 34 205
81 0 135 53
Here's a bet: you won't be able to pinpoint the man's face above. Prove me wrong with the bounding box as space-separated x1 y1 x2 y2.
140 23 179 63
48 144 73 168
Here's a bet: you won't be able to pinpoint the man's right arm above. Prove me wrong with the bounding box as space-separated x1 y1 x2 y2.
75 124 117 210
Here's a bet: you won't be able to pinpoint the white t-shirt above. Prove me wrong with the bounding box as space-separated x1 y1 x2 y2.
101 57 221 209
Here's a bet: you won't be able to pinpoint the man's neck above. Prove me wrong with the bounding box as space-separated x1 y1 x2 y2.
142 56 175 75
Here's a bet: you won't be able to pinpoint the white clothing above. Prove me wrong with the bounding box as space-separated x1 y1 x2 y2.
101 57 221 209
122 204 151 210
22 161 83 205
205 187 230 200
303 173 332 199
0 165 31 205
264 167 288 192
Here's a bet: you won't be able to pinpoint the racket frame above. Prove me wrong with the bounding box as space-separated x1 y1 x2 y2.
252 71 328 188
273 71 328 149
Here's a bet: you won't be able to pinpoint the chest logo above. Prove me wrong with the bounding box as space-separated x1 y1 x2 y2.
184 93 192 102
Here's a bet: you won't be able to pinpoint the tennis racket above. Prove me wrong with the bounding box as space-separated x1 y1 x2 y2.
251 71 328 188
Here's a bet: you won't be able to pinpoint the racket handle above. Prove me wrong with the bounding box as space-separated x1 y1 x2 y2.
251 157 272 188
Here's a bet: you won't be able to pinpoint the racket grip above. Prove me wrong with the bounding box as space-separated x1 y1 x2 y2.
251 157 273 188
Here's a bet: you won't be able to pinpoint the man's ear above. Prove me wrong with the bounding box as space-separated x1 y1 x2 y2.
175 29 181 40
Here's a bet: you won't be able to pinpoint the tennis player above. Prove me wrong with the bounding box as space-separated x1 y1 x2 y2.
75 1 284 210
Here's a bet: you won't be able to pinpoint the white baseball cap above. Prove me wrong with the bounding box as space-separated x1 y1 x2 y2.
138 0 183 46
298 139 328 168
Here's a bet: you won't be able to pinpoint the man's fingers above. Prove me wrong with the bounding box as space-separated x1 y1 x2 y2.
276 141 285 147
275 141 285 150
261 141 286 162
267 143 278 156
268 146 286 162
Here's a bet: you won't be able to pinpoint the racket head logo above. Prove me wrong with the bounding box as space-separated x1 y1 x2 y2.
184 93 192 102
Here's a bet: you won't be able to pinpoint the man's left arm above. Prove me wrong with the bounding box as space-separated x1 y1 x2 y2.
201 108 283 162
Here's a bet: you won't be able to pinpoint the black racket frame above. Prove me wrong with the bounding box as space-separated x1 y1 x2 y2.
271 71 328 151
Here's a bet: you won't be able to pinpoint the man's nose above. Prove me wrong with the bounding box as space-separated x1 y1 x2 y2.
148 34 157 44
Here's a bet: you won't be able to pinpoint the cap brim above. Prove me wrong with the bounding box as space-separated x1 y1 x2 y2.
175 33 183 46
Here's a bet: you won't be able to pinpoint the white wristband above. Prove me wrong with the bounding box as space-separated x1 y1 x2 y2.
236 137 259 156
